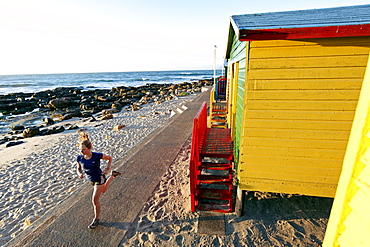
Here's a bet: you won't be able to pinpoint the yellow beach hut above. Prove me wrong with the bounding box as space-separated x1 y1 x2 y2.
224 4 370 199
322 53 370 247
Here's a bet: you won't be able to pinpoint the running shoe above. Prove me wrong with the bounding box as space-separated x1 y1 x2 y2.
112 171 121 177
88 219 99 229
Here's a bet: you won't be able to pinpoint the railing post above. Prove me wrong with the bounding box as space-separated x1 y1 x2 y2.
190 102 207 212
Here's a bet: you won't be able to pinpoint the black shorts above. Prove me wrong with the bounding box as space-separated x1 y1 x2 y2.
90 175 107 186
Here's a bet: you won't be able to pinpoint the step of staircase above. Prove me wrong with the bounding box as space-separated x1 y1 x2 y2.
211 119 227 123
212 112 227 115
211 123 227 129
212 108 227 112
199 188 232 201
200 162 232 170
199 174 232 184
197 199 231 213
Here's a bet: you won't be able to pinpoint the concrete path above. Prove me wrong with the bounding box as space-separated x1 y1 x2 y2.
8 89 210 247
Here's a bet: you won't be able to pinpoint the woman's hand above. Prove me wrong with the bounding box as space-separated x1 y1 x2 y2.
102 154 112 175
77 163 84 179
103 168 110 175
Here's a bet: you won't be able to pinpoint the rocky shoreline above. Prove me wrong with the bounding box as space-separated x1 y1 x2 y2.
0 79 213 146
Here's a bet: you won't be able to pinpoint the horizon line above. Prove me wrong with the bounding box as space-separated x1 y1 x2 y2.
0 67 226 77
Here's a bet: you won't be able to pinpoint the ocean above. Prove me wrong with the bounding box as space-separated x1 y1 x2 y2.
0 70 218 95
0 70 218 135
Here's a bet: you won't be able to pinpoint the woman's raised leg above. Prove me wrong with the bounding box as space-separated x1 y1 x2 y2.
102 171 121 193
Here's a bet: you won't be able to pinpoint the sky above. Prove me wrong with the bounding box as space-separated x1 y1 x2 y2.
0 0 369 75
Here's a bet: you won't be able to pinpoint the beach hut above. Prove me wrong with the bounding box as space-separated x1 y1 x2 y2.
322 53 370 247
224 4 370 199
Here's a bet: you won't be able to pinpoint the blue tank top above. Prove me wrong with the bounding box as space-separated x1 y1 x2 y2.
77 152 103 182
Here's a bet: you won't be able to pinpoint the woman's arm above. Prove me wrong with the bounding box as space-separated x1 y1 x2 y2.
102 154 113 175
77 162 84 179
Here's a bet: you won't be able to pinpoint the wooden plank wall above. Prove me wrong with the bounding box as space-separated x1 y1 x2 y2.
227 35 247 168
323 54 370 247
238 36 370 197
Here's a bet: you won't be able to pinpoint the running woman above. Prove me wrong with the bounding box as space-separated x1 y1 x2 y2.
76 132 121 229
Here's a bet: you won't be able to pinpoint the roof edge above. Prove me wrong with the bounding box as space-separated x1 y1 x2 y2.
239 24 370 41
225 18 237 59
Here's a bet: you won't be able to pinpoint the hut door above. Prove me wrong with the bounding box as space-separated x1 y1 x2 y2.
229 62 239 138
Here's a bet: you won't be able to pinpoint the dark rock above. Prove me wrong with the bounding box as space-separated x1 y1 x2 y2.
99 114 113 120
47 98 75 109
23 127 40 138
96 95 114 102
40 129 53 135
116 99 131 105
80 103 92 111
102 108 119 115
33 91 48 99
1 136 10 142
67 124 79 130
11 125 25 131
53 126 65 133
70 110 83 118
81 112 94 118
111 103 122 110
60 110 82 121
13 101 34 109
73 88 82 94
11 109 28 115
6 141 24 148
0 98 17 105
43 117 55 125
41 126 65 135
60 113 73 121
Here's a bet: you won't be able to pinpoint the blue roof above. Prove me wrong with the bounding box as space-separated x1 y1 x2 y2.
231 4 370 31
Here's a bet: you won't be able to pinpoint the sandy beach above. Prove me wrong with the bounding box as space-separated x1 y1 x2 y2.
119 139 333 247
0 92 199 246
0 91 333 246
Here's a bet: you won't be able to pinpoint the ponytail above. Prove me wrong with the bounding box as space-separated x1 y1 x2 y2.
78 132 92 149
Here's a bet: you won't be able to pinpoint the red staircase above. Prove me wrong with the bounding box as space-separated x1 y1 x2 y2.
190 102 234 213
210 102 228 128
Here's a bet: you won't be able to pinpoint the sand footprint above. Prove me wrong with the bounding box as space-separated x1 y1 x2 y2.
141 202 152 213
288 221 307 238
158 183 168 192
175 235 183 246
155 198 168 210
138 215 153 230
154 207 164 220
156 188 169 200
168 177 176 186
137 232 156 246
